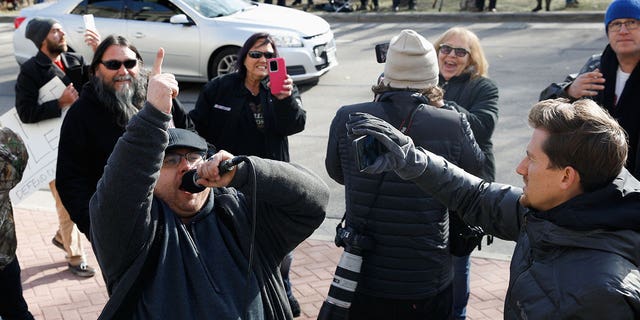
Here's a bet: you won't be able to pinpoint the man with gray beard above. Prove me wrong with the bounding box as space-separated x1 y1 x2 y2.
56 35 193 238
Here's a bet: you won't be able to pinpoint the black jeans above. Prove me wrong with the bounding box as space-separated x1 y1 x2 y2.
0 258 34 320
349 283 453 320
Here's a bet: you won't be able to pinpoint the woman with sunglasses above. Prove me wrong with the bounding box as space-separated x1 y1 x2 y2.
432 27 499 320
189 32 305 318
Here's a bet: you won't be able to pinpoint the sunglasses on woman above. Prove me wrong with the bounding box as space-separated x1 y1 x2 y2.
247 51 276 59
101 59 138 70
438 44 469 58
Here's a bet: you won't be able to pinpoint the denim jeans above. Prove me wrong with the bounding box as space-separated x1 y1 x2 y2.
452 254 471 320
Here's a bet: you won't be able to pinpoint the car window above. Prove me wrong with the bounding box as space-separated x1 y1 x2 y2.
71 0 125 19
127 0 183 22
181 0 249 18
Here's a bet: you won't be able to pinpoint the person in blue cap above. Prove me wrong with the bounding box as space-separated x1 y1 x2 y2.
540 0 640 180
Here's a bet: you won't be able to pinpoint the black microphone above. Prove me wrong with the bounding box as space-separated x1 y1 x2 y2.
180 157 243 193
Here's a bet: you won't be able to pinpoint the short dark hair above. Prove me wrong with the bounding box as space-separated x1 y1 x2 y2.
528 98 628 192
90 35 143 75
235 32 279 79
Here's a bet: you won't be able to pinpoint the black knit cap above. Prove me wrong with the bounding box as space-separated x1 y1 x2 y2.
167 128 207 152
25 17 59 49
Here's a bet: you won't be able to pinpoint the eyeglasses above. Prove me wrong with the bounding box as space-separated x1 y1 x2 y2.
101 59 138 70
438 44 469 58
247 51 276 59
163 151 206 168
608 19 639 33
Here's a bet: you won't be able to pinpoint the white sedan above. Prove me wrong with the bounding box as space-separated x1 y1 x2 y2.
13 0 338 83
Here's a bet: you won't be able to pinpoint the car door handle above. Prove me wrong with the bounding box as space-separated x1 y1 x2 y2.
76 27 87 34
134 32 146 38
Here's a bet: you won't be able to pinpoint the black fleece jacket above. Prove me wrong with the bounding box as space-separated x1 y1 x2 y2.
90 104 327 319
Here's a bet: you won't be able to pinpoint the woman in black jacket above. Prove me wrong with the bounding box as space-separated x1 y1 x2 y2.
189 32 306 317
433 26 499 320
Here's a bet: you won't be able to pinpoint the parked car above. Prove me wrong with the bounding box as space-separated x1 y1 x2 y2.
13 0 338 83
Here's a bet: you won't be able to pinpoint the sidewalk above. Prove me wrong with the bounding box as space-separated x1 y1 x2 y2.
13 191 509 320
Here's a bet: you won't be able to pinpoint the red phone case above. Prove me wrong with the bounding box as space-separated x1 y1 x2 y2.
268 57 286 95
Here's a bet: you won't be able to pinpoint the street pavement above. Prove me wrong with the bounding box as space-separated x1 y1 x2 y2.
2 8 603 320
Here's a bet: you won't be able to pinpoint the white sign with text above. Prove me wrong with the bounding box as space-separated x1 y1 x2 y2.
0 108 63 204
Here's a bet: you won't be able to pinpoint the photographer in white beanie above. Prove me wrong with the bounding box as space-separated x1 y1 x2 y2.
324 29 484 320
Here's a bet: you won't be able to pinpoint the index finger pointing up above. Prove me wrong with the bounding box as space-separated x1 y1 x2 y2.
151 48 165 76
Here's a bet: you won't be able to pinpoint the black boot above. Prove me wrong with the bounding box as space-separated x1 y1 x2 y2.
532 0 542 11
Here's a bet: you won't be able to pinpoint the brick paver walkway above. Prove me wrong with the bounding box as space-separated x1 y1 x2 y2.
14 207 509 319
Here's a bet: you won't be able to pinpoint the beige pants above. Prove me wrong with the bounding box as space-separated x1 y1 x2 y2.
49 180 85 266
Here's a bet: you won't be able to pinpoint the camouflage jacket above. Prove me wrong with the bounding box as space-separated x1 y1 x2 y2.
0 127 28 270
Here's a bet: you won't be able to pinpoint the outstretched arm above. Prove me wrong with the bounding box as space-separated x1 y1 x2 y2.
346 112 524 241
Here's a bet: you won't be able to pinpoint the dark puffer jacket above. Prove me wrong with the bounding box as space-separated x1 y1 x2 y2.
411 150 640 319
325 91 485 299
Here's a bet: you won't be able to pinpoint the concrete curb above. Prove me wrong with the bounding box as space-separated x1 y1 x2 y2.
1 11 605 24
315 11 604 23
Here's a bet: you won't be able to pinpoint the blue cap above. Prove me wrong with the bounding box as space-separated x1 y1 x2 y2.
605 0 640 32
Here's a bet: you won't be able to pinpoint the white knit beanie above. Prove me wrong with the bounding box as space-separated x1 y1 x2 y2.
382 29 439 90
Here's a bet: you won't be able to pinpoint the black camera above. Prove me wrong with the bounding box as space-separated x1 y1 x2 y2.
317 223 373 320
375 42 389 63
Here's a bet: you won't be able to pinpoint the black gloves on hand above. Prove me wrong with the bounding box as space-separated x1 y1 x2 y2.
346 112 427 180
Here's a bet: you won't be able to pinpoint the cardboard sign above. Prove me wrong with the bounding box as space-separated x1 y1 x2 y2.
0 108 63 204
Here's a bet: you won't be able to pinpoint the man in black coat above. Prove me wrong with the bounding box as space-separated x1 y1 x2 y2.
539 0 640 179
323 29 484 320
347 98 640 319
15 17 97 277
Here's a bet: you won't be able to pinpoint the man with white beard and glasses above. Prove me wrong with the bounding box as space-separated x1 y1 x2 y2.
56 35 193 239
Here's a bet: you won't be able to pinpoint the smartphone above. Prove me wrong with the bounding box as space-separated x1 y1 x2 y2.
83 14 96 32
268 57 287 95
353 135 387 172
375 42 389 64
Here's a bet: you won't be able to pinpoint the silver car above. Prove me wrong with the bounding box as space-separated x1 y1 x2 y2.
13 0 338 83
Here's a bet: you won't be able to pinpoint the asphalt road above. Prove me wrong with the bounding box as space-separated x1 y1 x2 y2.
0 21 608 259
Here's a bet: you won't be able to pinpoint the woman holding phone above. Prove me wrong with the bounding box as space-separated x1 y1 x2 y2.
433 26 499 320
189 32 306 317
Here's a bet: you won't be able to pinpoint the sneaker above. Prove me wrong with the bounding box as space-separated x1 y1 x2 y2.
288 295 301 317
69 262 96 278
51 236 65 252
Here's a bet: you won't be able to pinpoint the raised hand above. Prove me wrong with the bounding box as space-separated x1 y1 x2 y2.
567 68 606 99
84 29 101 52
272 75 294 100
146 48 178 114
58 83 79 109
346 112 427 180
195 150 237 188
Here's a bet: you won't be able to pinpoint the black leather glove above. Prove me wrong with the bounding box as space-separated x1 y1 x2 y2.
346 112 427 180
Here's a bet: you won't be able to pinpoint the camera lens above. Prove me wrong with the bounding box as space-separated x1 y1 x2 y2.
269 60 278 71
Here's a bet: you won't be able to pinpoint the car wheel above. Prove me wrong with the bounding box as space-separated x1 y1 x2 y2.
209 47 240 79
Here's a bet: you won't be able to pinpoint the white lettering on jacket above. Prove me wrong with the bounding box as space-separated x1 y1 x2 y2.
214 104 231 111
